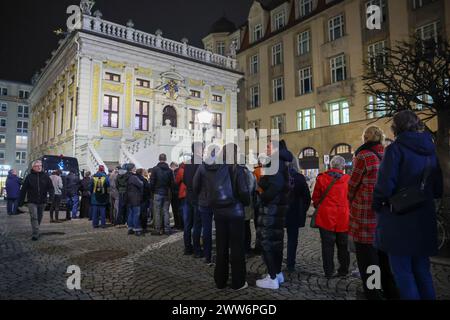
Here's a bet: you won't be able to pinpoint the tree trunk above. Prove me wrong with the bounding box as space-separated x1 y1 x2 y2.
436 108 450 257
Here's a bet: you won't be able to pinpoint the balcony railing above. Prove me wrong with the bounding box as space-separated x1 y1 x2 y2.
80 14 238 71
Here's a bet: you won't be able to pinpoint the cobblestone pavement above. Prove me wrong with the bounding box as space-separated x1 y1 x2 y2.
1 203 449 300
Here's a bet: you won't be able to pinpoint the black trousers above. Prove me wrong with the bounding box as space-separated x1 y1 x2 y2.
319 228 350 277
50 195 61 221
354 243 400 300
258 205 286 279
244 220 252 253
171 194 183 229
214 217 246 290
80 196 90 219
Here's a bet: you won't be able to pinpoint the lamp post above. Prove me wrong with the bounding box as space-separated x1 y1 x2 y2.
198 103 213 153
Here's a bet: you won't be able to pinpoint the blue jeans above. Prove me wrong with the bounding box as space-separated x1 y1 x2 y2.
128 206 142 232
92 206 106 227
286 225 300 269
67 195 79 218
183 201 202 253
199 206 214 261
153 194 171 233
7 199 19 215
389 255 436 300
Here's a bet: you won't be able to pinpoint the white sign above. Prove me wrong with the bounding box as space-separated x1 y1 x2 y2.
324 155 330 166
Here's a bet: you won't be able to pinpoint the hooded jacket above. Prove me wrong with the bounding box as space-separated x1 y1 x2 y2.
150 162 174 196
127 173 144 206
373 131 443 257
5 173 22 199
19 170 54 205
64 172 80 197
258 148 294 206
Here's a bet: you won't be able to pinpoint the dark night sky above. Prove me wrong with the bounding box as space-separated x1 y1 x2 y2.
0 0 254 84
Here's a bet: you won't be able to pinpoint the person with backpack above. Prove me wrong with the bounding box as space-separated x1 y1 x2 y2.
116 165 132 226
150 154 175 236
49 170 63 223
90 166 110 229
182 142 204 256
373 111 443 300
193 144 221 265
286 158 311 273
127 165 144 236
256 140 293 290
201 143 251 290
312 156 351 279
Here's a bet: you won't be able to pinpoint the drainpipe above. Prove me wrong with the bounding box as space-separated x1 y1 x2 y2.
73 36 81 158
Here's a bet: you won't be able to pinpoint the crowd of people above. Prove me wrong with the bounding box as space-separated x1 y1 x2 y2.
4 110 444 300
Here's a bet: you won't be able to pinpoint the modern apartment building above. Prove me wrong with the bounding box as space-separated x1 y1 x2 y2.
204 0 449 177
0 80 32 191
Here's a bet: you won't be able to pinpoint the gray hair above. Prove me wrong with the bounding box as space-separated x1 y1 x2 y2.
32 160 42 167
330 156 346 170
84 171 91 178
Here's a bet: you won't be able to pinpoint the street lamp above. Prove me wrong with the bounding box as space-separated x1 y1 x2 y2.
198 103 213 152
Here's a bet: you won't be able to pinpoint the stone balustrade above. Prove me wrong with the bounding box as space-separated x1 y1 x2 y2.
82 14 237 70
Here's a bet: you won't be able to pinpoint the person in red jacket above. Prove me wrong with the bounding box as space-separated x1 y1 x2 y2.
175 162 187 230
312 155 351 279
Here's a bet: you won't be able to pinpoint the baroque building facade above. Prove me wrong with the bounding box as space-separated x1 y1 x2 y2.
29 4 242 173
204 0 449 178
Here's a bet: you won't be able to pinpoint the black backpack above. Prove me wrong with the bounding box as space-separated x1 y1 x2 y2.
208 165 237 209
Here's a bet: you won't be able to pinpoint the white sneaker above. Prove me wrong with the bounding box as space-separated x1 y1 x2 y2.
235 282 248 291
261 273 285 285
277 273 285 285
256 275 279 290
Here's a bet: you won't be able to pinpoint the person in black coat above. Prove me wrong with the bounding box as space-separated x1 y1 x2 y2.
79 172 92 219
136 168 150 232
285 158 311 272
150 154 175 235
373 111 443 300
127 165 144 236
65 170 81 220
18 160 54 241
256 140 293 290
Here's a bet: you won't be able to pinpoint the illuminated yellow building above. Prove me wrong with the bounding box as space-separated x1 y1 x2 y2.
30 4 242 172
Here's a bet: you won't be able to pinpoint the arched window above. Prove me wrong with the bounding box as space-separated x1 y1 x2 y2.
163 106 177 128
298 147 319 178
299 147 318 159
330 143 352 156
